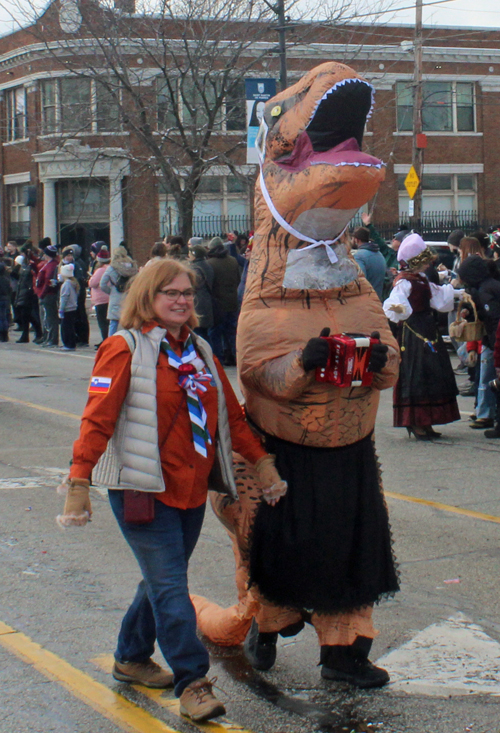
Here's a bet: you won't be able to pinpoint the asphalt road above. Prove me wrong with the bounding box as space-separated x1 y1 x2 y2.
0 319 499 733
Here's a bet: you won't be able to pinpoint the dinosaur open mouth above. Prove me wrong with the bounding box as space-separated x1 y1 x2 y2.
277 78 383 172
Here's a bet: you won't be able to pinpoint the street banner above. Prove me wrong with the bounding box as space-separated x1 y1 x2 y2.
246 78 276 164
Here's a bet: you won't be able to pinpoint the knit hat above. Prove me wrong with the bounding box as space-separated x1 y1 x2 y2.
39 237 52 249
96 246 110 262
190 244 207 260
189 237 204 247
44 244 58 258
90 240 106 255
447 229 465 248
393 229 409 243
60 263 75 279
15 255 24 265
397 233 434 269
209 237 224 249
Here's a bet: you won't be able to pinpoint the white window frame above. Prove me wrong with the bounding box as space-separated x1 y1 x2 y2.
396 80 476 134
6 86 27 142
40 77 121 135
398 173 477 215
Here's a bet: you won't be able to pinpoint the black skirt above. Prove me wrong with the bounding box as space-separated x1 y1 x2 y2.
249 432 399 614
393 310 460 427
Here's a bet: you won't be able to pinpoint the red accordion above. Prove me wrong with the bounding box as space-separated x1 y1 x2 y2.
315 334 376 388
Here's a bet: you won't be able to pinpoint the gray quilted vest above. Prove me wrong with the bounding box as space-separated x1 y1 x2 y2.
92 326 238 499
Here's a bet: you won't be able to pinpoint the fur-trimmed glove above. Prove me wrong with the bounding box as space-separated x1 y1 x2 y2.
56 478 92 528
254 455 288 506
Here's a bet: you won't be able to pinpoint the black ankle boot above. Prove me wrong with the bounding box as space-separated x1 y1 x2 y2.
244 619 278 671
320 636 390 688
0 330 8 342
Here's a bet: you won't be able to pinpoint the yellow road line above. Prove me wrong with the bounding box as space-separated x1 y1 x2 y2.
385 491 500 525
0 621 182 733
0 394 80 421
92 655 252 733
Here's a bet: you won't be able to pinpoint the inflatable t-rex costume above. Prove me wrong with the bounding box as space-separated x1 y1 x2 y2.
192 62 400 683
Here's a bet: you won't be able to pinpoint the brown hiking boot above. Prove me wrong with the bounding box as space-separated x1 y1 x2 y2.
179 677 226 722
112 658 174 688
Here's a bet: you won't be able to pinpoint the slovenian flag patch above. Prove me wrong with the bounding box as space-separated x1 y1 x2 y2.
89 376 112 394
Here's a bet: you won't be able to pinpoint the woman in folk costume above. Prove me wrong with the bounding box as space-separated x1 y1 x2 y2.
191 61 401 688
56 258 286 723
383 233 460 439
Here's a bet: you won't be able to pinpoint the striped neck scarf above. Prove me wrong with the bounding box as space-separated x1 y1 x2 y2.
160 334 213 458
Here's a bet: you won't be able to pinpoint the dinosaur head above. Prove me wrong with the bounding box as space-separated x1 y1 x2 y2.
256 61 385 241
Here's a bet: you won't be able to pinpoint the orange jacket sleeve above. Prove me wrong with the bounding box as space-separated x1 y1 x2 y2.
70 336 132 480
215 359 267 465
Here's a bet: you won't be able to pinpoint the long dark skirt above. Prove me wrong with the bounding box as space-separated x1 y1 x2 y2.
393 311 460 427
249 432 399 614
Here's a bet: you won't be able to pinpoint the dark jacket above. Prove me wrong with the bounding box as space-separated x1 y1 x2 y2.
191 258 215 329
14 261 35 309
458 255 500 349
0 264 10 302
207 245 241 313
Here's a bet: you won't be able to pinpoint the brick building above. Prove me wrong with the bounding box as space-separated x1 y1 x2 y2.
1 1 500 262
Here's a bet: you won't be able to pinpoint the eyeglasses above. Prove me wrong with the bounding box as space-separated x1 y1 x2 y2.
157 288 195 301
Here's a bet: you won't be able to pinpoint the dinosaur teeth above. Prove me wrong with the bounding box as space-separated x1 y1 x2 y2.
307 79 376 126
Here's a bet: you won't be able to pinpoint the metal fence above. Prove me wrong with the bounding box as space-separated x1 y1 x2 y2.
162 211 498 243
374 211 499 242
161 215 253 239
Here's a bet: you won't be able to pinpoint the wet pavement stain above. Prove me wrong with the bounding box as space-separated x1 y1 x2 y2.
208 642 381 732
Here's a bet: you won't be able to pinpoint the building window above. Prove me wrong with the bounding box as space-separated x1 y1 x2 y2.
6 86 27 141
398 173 477 215
157 77 245 132
396 81 475 133
159 173 250 236
8 184 30 239
40 78 120 134
58 179 110 222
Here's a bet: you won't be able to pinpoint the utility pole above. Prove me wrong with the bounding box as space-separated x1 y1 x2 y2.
276 0 287 91
412 0 423 225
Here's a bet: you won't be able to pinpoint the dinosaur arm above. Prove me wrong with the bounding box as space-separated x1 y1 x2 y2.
241 350 316 402
371 345 400 391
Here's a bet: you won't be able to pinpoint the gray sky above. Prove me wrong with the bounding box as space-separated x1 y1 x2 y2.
0 0 498 36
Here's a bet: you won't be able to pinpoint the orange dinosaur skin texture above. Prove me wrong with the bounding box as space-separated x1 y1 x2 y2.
238 61 400 448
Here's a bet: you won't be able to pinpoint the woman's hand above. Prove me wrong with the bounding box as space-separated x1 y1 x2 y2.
254 455 288 506
56 478 92 528
389 303 406 314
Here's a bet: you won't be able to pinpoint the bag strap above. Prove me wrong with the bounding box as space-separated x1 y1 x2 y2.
159 393 186 452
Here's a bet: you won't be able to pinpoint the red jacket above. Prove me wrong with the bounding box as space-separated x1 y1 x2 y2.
34 258 59 299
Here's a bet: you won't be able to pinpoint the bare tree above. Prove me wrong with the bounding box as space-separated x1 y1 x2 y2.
1 0 398 240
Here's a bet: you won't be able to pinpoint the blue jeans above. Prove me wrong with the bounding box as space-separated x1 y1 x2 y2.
209 310 237 362
476 346 496 420
108 319 119 336
108 491 209 696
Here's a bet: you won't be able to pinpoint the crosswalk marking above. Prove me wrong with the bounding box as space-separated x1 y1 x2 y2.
377 614 500 697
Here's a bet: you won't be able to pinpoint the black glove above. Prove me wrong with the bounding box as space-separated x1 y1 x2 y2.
302 328 330 372
368 331 388 373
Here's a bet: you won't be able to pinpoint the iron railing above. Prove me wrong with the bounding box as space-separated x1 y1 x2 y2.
161 214 252 239
374 211 498 242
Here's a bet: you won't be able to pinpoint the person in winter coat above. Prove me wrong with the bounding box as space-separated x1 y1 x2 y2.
100 246 139 335
58 263 79 351
188 244 214 343
66 245 90 346
14 253 43 344
457 255 500 431
35 244 60 347
0 262 11 342
88 246 111 347
206 238 240 366
351 226 387 300
56 257 285 723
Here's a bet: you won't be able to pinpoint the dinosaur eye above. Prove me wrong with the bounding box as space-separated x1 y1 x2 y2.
271 105 282 117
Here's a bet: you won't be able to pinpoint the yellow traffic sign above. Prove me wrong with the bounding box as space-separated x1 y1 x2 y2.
404 166 420 200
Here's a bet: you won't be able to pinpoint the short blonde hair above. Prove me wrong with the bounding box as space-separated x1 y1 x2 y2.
120 258 198 330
